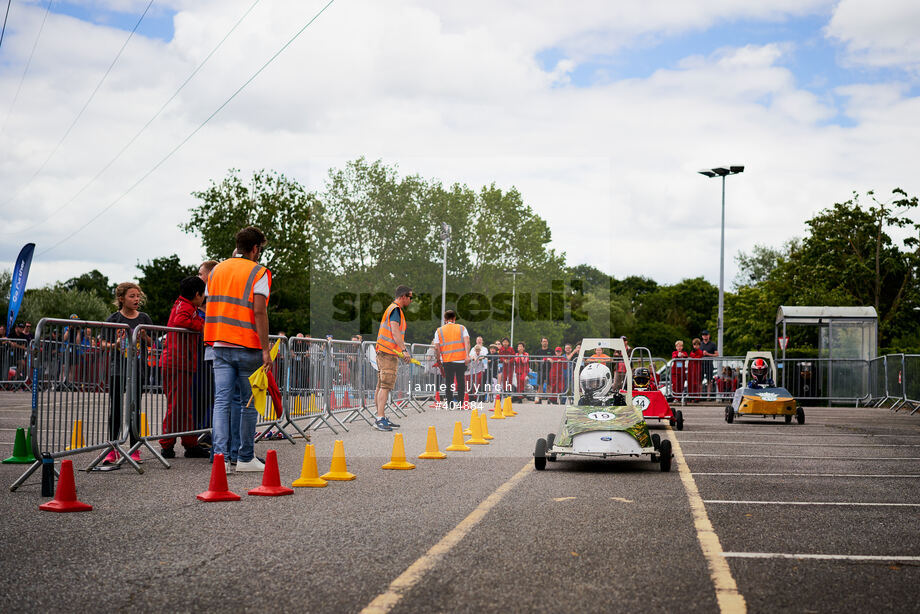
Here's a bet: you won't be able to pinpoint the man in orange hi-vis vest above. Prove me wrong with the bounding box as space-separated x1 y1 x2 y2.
374 285 413 431
204 227 272 472
434 309 470 409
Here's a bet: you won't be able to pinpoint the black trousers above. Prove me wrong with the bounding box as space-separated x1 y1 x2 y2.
443 362 467 407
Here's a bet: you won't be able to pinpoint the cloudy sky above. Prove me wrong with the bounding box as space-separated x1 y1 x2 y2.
1 0 918 292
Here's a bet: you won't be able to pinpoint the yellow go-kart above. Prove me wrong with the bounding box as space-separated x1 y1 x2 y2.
725 352 804 425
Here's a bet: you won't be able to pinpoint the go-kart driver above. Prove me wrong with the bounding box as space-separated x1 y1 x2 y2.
747 358 775 389
579 362 624 406
633 367 652 391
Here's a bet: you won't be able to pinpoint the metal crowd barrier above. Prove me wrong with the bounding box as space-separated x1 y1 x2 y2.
1 337 31 391
361 340 413 418
287 336 341 434
328 339 370 428
11 319 134 491
905 355 920 414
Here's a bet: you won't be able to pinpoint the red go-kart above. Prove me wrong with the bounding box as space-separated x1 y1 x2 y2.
630 347 684 431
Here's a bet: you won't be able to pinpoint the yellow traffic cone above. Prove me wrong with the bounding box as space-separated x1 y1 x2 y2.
139 412 149 437
480 413 494 440
321 440 356 481
294 396 303 417
503 396 516 417
293 444 327 487
445 421 471 452
466 410 489 445
382 433 416 470
491 397 506 420
308 394 318 414
463 409 479 435
418 426 447 459
65 420 84 450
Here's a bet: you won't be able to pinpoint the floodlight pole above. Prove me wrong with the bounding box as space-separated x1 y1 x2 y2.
440 223 451 326
698 166 744 360
505 269 522 346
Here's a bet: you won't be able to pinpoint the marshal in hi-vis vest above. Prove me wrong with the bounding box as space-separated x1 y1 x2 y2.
204 257 271 349
436 323 466 362
376 302 406 356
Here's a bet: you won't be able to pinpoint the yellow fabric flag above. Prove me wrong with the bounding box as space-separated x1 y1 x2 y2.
248 339 281 418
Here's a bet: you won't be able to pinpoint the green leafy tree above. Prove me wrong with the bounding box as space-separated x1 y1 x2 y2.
58 269 114 302
136 255 197 325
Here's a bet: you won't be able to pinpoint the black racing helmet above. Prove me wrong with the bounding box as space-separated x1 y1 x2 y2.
633 367 651 389
751 358 769 383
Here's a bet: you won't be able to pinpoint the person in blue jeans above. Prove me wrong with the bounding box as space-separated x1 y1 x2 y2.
204 227 273 473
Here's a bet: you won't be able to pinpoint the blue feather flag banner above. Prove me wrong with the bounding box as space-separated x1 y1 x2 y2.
7 243 36 333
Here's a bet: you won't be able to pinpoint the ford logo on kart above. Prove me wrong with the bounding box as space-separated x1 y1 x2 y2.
600 436 612 441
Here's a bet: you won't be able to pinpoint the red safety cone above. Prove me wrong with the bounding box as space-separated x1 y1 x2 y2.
463 391 470 410
248 450 294 496
39 459 92 513
197 454 241 502
431 389 442 409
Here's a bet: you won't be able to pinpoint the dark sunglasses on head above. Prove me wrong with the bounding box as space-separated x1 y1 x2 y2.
405 294 413 299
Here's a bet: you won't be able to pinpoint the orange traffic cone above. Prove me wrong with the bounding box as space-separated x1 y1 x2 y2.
197 454 241 502
418 426 447 459
321 440 356 481
491 397 506 420
503 396 516 417
382 433 416 470
445 421 471 452
466 409 489 445
293 444 327 487
39 459 92 512
248 450 294 496
480 413 494 440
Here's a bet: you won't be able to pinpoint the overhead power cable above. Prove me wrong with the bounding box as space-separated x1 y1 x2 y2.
37 0 337 257
0 0 54 138
0 0 13 50
0 0 155 207
2 0 263 236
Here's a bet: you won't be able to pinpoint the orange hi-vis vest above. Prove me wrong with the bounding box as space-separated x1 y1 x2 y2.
376 302 406 356
204 257 271 349
436 322 466 362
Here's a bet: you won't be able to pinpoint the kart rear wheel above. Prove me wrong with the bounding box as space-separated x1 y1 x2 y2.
658 439 672 472
534 438 547 471
785 414 792 424
546 433 557 462
651 433 661 451
725 406 734 423
676 410 684 431
796 407 805 425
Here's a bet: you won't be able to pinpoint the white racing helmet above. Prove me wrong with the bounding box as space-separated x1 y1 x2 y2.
579 362 612 397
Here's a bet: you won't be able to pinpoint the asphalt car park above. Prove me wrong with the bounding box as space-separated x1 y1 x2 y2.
0 391 918 613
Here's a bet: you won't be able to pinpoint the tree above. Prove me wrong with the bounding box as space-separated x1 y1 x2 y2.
136 255 197 325
182 169 325 335
58 269 114 302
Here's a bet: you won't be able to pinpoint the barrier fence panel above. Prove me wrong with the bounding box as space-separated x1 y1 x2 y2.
126 324 213 467
362 340 412 419
663 357 745 404
884 354 905 411
905 355 920 414
288 337 338 434
327 339 367 429
1 336 31 391
11 318 134 492
866 357 887 406
251 334 304 443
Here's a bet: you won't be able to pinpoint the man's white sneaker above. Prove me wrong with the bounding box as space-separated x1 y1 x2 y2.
235 458 265 472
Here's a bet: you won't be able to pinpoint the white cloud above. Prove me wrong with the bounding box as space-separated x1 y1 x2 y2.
0 0 917 305
826 0 920 70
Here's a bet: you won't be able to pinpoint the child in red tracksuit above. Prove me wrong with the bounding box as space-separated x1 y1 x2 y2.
159 276 209 459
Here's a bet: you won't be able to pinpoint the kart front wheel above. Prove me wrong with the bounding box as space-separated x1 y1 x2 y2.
675 410 684 431
534 438 547 471
796 407 805 425
651 433 661 451
658 439 672 472
725 406 734 423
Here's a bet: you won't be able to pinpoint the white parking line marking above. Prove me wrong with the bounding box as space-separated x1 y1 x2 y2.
670 428 747 613
680 441 918 447
684 454 920 460
704 500 920 507
722 552 920 562
693 472 920 478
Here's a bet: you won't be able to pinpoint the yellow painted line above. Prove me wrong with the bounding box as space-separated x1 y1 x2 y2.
668 426 747 614
361 462 533 614
553 496 576 502
610 497 634 503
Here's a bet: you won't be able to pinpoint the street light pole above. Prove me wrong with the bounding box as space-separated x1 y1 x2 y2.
505 269 522 346
440 223 451 326
698 165 744 360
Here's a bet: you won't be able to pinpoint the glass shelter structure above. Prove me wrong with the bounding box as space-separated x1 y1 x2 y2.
775 306 878 402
